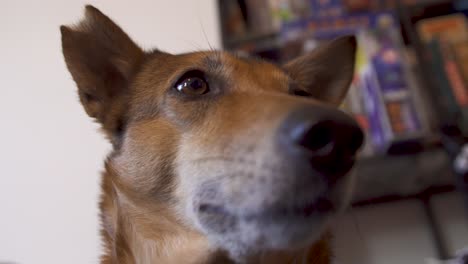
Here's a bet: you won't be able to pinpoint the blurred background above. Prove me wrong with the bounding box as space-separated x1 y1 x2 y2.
1 0 467 263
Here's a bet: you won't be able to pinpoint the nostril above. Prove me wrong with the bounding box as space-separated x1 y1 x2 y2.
348 127 364 154
294 121 335 154
291 120 364 157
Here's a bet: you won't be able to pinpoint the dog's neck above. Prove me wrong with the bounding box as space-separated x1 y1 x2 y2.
99 166 332 264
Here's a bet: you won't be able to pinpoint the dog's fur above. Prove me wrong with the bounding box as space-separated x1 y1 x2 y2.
61 6 359 264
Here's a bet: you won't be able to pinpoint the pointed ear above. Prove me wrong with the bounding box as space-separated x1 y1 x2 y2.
284 36 357 105
60 5 144 141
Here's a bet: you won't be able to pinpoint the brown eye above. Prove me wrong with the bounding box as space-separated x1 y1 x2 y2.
174 71 209 96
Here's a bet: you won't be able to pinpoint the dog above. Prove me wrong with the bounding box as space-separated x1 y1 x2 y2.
61 5 363 264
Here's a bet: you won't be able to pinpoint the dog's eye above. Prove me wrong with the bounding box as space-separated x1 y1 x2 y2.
174 70 209 96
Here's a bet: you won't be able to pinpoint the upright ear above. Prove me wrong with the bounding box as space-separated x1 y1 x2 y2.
60 5 144 141
284 36 357 105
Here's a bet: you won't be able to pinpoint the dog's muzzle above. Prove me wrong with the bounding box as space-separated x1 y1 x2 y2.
193 104 364 255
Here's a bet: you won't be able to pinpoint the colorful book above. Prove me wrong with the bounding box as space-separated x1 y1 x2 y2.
417 14 468 44
417 13 468 131
245 0 277 35
355 14 426 152
427 39 461 119
452 40 468 88
440 39 468 108
309 0 344 18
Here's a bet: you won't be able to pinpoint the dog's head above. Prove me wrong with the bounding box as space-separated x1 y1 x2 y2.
61 6 363 260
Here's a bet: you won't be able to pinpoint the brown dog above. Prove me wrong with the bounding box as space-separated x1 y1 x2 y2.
61 5 363 264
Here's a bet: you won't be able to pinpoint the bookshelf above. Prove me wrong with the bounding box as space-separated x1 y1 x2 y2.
217 0 468 260
217 0 467 199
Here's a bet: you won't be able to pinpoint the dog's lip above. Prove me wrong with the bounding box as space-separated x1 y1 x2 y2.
198 197 334 220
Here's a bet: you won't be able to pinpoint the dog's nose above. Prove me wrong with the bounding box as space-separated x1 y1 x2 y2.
280 105 364 183
291 118 363 156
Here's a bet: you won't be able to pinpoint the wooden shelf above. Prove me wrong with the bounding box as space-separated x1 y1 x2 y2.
353 147 453 203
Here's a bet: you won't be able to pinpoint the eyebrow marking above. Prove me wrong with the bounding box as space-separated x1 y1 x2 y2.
203 52 224 73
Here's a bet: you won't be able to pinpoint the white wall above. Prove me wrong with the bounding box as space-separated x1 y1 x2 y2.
0 1 219 263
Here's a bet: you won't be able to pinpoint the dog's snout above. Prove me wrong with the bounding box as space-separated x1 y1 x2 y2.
280 105 364 182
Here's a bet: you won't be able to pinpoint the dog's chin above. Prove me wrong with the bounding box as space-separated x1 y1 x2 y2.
194 197 337 258
186 155 357 259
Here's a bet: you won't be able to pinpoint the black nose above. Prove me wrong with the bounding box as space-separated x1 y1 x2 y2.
280 105 364 182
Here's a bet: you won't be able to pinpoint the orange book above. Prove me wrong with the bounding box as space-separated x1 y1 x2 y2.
417 14 468 43
452 40 468 88
440 40 468 107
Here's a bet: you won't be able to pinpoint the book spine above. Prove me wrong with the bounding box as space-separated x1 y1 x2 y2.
245 0 275 35
361 66 389 151
440 40 468 107
427 40 462 119
453 42 468 88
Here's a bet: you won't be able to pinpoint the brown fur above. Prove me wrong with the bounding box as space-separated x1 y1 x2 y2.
61 5 357 264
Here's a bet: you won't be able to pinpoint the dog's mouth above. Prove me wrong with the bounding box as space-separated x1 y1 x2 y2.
195 157 355 222
198 196 334 221
193 157 357 254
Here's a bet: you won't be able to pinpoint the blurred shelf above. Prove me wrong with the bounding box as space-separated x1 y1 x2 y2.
218 1 468 260
223 31 279 50
353 184 455 207
353 147 453 203
217 0 466 206
403 0 453 9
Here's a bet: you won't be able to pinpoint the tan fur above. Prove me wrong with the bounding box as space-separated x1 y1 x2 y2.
101 159 332 263
61 5 358 264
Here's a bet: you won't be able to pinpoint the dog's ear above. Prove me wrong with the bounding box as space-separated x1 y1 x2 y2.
60 5 144 141
284 36 356 105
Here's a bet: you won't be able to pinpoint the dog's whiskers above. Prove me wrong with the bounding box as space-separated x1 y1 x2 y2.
198 18 214 52
184 41 204 52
